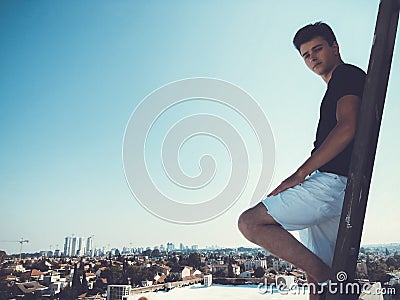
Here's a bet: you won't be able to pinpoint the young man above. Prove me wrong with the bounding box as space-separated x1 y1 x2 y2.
238 22 366 299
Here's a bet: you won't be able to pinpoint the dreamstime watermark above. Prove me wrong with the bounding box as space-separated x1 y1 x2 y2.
122 78 275 224
258 271 396 296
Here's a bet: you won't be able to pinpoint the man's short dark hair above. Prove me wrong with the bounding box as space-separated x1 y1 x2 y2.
293 22 337 52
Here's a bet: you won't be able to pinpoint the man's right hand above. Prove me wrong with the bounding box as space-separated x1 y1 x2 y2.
267 171 306 197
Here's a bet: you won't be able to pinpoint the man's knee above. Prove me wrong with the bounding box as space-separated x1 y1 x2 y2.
238 203 269 235
237 209 255 235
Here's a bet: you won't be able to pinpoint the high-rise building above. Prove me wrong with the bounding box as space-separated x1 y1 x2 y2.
86 236 93 257
166 242 174 252
54 249 60 257
77 237 86 256
63 236 72 256
63 235 94 257
71 236 78 256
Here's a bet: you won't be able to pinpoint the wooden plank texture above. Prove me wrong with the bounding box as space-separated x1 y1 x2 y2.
326 0 399 299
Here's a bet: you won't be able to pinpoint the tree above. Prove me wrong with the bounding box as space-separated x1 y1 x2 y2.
228 264 235 278
126 266 149 287
214 268 228 278
387 257 400 270
165 273 180 282
101 266 124 285
166 261 181 273
151 249 160 258
81 271 88 294
0 250 6 263
187 253 201 269
142 249 151 257
257 251 265 259
30 259 50 272
267 268 277 275
59 286 79 300
72 264 81 290
254 267 265 278
24 292 44 300
90 278 106 295
367 260 392 283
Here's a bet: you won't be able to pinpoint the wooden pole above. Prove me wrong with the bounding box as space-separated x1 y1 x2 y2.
326 0 399 299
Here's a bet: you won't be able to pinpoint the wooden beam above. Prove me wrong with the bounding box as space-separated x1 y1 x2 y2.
326 0 399 299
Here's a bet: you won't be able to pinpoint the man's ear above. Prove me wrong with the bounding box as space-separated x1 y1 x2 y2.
332 41 340 56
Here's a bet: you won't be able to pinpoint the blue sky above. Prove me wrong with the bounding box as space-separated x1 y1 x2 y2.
0 1 399 254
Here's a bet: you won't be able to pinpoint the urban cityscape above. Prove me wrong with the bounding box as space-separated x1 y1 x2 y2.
60 235 205 259
0 236 399 299
1 2 399 300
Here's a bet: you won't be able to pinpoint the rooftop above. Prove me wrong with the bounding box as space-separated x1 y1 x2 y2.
127 284 309 299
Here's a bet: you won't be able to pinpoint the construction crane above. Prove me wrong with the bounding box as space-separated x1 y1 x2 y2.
0 238 29 261
17 239 29 261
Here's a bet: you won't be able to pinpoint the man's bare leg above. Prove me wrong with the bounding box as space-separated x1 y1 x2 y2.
238 202 331 284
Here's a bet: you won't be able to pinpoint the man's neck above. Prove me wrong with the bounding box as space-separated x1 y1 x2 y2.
322 61 344 84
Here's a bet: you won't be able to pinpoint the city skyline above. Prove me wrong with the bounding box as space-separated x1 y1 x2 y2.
4 235 400 256
1 1 399 255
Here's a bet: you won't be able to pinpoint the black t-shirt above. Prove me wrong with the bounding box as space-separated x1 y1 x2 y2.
311 63 366 176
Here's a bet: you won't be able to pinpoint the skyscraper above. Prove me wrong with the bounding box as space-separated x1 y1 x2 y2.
63 236 72 256
71 236 77 256
86 236 93 257
63 235 94 257
77 237 86 256
166 242 175 252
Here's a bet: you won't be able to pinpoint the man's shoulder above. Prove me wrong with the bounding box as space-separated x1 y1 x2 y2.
327 63 366 99
333 63 366 78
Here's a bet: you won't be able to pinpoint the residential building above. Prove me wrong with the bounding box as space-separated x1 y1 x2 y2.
273 259 292 271
107 285 131 300
204 274 212 286
159 265 171 276
47 278 68 296
230 264 241 276
141 280 153 287
15 282 47 296
244 259 267 271
42 273 61 285
181 266 193 279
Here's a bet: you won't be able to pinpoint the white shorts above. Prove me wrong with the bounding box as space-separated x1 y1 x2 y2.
261 171 347 266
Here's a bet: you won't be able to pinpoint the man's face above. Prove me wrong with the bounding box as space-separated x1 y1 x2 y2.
299 36 340 77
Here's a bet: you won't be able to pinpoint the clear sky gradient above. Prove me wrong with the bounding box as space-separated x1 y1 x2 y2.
1 1 399 254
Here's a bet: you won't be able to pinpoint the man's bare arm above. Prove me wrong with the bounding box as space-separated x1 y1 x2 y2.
268 95 361 197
